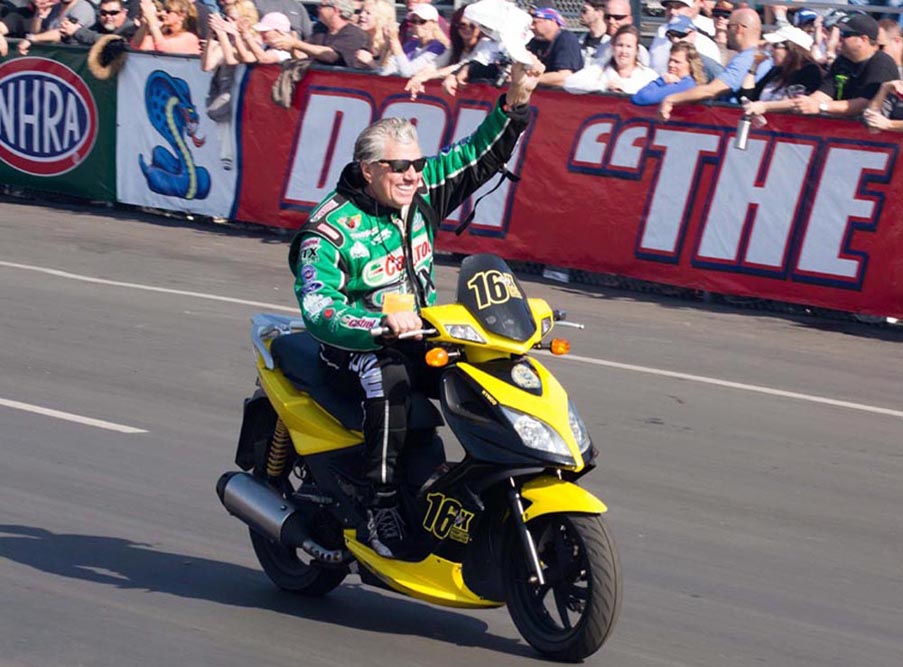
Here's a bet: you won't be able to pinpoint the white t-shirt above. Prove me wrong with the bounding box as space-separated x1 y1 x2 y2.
564 62 658 95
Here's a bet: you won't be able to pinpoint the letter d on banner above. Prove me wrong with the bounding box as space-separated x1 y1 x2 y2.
283 92 373 208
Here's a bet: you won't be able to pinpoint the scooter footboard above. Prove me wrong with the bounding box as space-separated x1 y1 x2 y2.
520 476 607 522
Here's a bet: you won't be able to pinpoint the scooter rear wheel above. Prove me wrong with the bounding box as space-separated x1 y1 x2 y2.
505 513 622 662
249 526 346 596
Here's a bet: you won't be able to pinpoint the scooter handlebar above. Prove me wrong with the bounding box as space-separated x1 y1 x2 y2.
369 326 438 339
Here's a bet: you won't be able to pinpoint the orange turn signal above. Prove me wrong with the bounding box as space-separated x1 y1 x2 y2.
425 348 450 367
549 338 570 355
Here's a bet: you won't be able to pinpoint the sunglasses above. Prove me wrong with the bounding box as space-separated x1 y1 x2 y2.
375 158 427 173
606 14 628 20
771 41 788 49
458 21 475 30
712 10 730 19
666 30 689 39
409 16 427 25
99 8 122 15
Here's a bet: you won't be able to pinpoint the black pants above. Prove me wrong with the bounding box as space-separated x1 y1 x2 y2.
320 341 441 490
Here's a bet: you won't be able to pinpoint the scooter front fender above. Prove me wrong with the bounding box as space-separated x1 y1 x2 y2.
520 476 607 522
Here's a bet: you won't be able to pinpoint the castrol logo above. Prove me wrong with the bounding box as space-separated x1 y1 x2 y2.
0 58 98 176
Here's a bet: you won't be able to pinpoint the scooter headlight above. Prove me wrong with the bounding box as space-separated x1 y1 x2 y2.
446 324 486 344
568 401 592 455
500 406 573 462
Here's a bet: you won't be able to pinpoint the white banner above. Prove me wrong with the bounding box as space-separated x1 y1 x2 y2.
116 53 243 217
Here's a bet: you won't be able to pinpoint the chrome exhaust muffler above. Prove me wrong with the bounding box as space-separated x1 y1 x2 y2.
216 471 348 564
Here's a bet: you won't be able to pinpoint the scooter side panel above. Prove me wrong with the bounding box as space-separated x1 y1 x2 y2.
344 530 504 609
257 361 362 455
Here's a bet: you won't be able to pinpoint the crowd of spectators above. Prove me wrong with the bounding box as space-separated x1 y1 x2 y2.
1 0 903 133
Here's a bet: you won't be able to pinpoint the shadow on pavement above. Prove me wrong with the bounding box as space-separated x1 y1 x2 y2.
0 524 533 658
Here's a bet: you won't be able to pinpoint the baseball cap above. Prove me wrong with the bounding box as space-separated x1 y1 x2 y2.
837 12 878 41
533 7 566 27
663 0 694 8
253 12 291 33
409 3 439 22
764 25 814 51
793 8 818 26
665 15 696 36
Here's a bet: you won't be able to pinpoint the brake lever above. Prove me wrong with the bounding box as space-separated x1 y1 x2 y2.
369 327 438 339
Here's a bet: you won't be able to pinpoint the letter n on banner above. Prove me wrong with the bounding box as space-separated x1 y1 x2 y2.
281 88 373 211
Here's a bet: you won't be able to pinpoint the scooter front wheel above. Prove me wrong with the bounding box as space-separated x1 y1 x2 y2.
505 513 622 662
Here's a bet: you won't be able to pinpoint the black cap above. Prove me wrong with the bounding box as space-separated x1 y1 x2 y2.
837 13 878 41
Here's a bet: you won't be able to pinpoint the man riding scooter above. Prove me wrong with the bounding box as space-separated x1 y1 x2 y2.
288 56 544 558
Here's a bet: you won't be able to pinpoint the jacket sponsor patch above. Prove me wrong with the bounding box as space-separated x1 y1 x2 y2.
314 221 345 247
303 293 332 319
309 198 340 223
350 241 369 259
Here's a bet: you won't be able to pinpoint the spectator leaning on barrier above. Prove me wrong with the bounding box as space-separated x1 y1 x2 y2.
237 11 292 63
663 15 723 81
527 7 583 87
60 0 137 45
878 18 903 76
863 79 903 131
745 13 898 119
593 0 649 67
564 23 656 94
354 0 396 69
254 0 312 40
132 0 201 53
659 7 764 120
270 0 368 67
632 41 706 105
15 0 96 55
579 0 607 65
381 3 449 77
739 25 822 102
649 0 719 72
398 0 448 44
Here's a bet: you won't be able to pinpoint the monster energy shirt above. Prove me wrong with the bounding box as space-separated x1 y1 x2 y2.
818 51 899 102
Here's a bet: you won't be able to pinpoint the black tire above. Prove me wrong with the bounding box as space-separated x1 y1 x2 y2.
249 526 346 596
505 513 622 662
248 431 347 596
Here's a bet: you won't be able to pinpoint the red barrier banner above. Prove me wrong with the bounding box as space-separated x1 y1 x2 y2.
235 68 903 318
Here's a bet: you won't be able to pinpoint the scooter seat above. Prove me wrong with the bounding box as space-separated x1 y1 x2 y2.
269 332 443 432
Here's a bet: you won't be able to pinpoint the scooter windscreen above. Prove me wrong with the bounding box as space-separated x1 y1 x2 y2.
455 254 536 342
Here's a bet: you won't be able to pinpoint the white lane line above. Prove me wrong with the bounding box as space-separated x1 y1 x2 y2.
4 259 900 420
542 352 903 419
0 260 296 312
0 398 148 434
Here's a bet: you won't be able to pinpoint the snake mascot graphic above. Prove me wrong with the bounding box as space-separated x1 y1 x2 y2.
139 70 211 200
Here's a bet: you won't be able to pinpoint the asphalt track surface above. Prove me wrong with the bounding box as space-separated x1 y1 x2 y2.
1 198 902 667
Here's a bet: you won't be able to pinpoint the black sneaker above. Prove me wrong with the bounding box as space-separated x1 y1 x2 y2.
366 505 406 558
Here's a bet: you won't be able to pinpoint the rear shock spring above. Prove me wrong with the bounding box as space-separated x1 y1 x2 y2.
266 419 291 480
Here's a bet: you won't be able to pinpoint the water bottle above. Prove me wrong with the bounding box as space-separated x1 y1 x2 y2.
735 114 752 151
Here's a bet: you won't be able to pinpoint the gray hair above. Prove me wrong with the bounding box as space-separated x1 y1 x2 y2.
353 117 419 163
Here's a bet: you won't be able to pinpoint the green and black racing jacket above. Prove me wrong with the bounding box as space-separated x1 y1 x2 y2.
289 95 531 351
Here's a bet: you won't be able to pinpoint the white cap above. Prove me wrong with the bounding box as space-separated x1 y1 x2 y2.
409 3 439 22
463 0 534 65
764 25 814 51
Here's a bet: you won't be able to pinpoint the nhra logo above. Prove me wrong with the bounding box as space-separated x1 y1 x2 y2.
0 58 98 176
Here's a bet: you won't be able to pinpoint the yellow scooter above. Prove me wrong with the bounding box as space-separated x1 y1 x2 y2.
217 254 622 661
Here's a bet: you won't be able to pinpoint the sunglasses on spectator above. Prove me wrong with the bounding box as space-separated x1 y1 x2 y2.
99 8 122 15
375 158 427 173
458 21 476 30
712 10 730 19
771 41 788 49
605 14 628 21
409 16 427 25
840 31 863 39
666 30 689 39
